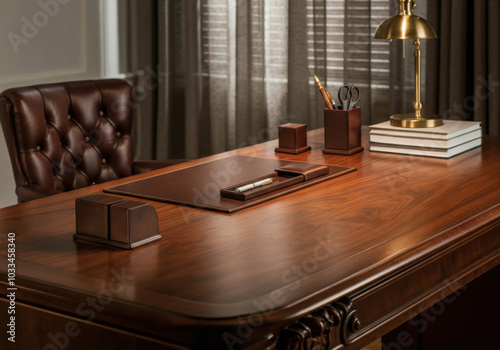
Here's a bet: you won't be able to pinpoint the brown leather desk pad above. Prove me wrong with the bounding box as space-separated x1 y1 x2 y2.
104 155 356 213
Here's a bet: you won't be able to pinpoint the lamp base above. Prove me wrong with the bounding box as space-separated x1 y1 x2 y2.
390 114 443 128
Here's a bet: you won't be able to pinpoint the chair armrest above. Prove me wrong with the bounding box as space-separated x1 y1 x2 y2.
132 160 188 175
16 185 63 203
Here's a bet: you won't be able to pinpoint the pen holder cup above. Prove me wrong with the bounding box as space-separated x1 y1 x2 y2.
323 107 363 156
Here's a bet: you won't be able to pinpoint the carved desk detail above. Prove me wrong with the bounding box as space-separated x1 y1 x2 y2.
276 297 361 349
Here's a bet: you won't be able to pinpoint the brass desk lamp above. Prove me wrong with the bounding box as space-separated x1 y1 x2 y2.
374 0 441 128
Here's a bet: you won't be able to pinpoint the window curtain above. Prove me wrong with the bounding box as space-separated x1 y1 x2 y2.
426 0 500 135
130 0 427 160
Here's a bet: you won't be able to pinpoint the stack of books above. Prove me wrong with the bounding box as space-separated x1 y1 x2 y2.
369 120 482 158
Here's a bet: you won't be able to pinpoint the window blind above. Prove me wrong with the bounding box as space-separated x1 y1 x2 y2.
200 0 390 88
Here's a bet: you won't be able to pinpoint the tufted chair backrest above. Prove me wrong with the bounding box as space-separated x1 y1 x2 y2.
0 79 135 201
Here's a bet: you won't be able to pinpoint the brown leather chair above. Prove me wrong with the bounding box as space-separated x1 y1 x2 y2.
0 79 183 203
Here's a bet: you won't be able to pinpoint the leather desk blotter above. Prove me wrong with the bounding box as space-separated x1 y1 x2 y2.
105 155 356 213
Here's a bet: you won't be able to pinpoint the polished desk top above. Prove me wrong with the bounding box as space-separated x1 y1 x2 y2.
1 128 500 349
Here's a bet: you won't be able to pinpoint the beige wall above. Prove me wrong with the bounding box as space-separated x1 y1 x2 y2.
0 0 124 208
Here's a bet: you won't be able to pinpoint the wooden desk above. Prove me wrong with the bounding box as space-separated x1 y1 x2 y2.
1 128 499 349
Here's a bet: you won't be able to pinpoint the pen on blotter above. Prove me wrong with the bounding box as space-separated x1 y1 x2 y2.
234 178 275 193
314 75 334 110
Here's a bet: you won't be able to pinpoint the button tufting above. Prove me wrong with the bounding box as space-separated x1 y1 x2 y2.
116 132 121 138
99 111 104 117
67 115 71 120
85 136 90 142
36 146 41 151
101 159 107 165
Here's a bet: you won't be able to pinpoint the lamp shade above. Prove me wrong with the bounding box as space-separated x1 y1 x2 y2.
374 14 437 40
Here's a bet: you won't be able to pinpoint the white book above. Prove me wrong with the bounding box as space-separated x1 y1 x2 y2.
369 138 482 158
369 129 482 149
369 120 481 140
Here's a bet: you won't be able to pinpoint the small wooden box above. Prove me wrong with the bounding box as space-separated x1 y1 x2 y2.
275 123 311 154
74 195 161 249
75 194 125 239
109 200 161 249
323 108 364 156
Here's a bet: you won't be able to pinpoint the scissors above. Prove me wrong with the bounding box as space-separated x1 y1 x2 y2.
337 85 360 110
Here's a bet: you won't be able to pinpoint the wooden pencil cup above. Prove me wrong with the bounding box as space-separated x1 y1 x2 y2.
323 107 364 156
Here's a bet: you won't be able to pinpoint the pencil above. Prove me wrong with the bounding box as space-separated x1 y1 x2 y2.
314 75 334 110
